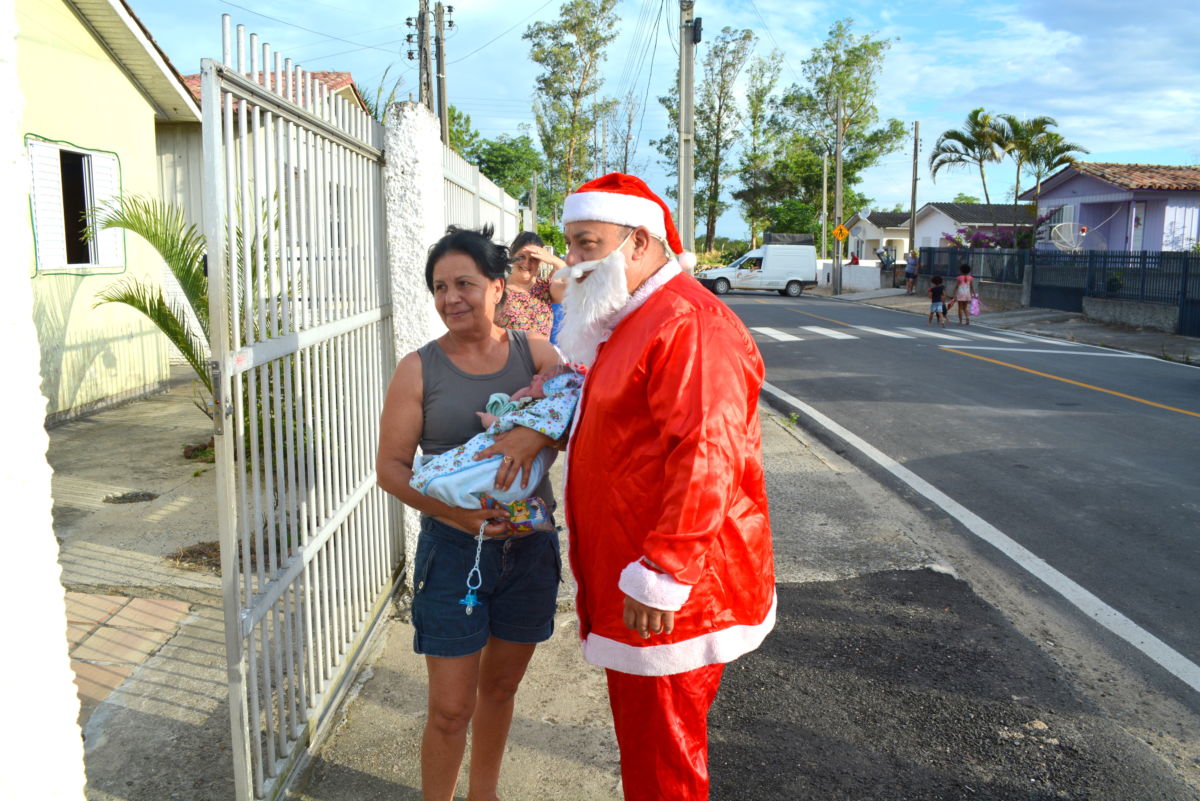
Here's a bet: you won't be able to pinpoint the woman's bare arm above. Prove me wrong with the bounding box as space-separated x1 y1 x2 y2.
376 352 509 535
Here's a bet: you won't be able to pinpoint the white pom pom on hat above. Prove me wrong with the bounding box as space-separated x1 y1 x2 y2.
563 173 692 267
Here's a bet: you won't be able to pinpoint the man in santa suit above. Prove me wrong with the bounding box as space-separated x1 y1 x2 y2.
555 173 776 801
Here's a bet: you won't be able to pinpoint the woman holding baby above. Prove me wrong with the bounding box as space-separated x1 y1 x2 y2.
376 225 564 801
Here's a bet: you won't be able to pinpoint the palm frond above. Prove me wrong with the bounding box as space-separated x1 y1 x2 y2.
95 278 212 398
88 196 209 337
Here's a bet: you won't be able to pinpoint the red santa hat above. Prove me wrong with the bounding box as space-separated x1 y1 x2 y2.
562 173 698 270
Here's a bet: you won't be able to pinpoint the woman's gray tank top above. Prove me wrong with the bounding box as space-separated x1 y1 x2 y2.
417 330 554 507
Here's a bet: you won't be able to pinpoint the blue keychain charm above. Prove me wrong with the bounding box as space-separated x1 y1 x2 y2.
459 589 480 614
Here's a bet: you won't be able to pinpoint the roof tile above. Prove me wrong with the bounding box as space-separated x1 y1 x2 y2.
1071 162 1200 191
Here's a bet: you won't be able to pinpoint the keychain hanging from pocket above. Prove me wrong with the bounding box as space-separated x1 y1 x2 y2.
459 522 486 615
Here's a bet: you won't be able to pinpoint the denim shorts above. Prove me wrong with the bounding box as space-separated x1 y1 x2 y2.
411 515 561 657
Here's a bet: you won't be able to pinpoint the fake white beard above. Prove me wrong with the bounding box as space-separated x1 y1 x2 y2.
557 247 631 367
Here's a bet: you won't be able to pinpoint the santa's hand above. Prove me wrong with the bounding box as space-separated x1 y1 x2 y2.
476 426 553 492
623 595 675 639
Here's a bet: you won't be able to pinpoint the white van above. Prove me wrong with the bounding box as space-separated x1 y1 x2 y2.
698 243 818 297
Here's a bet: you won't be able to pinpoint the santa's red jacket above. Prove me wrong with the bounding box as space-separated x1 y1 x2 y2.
565 263 776 676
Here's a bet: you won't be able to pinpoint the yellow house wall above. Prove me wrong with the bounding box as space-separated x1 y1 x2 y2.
17 0 170 420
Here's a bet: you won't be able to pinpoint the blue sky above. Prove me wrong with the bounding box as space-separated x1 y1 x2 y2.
133 0 1200 241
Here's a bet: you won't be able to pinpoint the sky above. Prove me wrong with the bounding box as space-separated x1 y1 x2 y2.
132 0 1200 242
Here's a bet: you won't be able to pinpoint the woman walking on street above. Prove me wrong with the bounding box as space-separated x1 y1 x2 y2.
954 263 977 325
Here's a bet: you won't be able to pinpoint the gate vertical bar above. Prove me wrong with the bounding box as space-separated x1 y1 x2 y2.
201 51 255 801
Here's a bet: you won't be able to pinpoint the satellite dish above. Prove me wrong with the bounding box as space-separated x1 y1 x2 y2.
851 226 863 238
1050 222 1086 252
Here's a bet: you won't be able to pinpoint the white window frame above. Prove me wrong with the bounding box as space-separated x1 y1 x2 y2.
26 135 126 275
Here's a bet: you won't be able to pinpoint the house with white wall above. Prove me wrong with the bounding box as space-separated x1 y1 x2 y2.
18 0 200 422
1018 162 1200 251
913 203 1036 249
843 210 910 262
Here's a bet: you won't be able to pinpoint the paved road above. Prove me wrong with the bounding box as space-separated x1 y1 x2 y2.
721 291 1200 699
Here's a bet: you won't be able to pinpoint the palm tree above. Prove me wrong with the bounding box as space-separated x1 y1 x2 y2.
997 114 1058 222
1024 131 1089 206
929 108 1005 205
87 196 212 411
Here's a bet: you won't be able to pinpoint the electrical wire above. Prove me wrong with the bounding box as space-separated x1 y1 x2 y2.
447 0 557 65
746 0 802 86
218 0 405 54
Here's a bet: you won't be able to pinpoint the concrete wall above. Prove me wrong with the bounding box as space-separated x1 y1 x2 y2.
383 100 446 588
18 0 169 420
0 1 88 796
1082 296 1178 334
817 260 888 292
911 275 1023 309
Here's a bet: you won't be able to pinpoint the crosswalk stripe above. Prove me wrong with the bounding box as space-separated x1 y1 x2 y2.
999 331 1086 347
900 327 970 341
957 331 1023 343
801 325 859 340
751 327 801 342
853 325 913 339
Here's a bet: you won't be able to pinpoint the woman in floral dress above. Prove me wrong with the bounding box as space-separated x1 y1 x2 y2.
496 231 568 341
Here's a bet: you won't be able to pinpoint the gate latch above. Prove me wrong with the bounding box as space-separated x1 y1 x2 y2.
209 359 232 436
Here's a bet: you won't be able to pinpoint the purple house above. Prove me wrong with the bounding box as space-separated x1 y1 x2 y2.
1020 162 1200 251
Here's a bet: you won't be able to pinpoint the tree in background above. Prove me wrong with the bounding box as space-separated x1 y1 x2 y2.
929 108 1005 205
952 192 981 204
779 19 905 188
357 65 404 123
525 0 620 221
997 113 1057 220
694 27 755 252
472 133 546 205
736 52 782 247
447 104 482 160
1024 131 1088 206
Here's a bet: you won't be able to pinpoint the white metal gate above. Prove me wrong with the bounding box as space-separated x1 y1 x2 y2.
200 17 400 800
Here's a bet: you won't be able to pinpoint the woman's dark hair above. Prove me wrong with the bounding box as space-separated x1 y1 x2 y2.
960 263 972 275
424 224 509 292
509 230 544 256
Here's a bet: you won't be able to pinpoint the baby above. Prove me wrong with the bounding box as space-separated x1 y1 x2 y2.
410 364 584 534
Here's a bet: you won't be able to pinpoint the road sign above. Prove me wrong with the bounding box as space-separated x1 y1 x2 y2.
832 224 849 241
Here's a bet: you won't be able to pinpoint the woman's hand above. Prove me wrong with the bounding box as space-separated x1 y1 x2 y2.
519 244 566 271
476 426 555 492
444 504 511 538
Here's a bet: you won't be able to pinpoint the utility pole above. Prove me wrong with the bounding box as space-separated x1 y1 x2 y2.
678 1 697 253
908 120 919 256
435 2 449 142
821 153 828 260
530 172 538 230
417 0 432 109
833 97 844 295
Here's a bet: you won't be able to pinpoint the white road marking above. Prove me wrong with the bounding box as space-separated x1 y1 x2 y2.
957 331 1024 343
760 381 1200 696
900 327 970 341
999 331 1086 347
942 346 1153 359
852 325 913 339
801 326 858 340
751 327 801 342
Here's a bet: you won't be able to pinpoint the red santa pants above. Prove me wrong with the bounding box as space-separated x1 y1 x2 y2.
605 663 725 801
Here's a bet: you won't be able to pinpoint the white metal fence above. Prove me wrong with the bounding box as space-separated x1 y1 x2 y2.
201 17 400 799
443 144 522 240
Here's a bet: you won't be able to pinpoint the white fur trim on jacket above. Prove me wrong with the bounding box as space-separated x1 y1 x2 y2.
563 191 667 239
580 593 777 676
619 560 692 611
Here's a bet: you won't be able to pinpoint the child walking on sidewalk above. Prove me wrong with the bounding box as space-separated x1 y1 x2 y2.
928 276 948 327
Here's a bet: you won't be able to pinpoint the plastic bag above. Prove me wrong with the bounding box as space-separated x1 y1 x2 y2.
969 297 981 316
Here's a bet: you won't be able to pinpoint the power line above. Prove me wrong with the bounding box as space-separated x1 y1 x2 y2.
447 0 557 65
633 0 667 157
746 0 802 86
217 0 405 55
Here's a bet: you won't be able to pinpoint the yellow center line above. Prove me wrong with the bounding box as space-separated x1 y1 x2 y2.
942 347 1200 419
